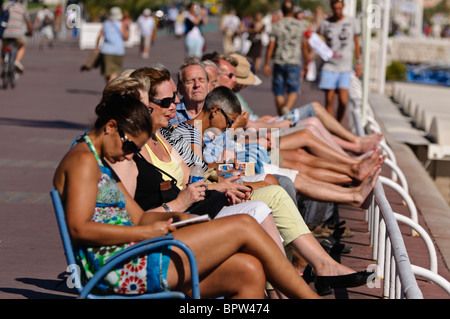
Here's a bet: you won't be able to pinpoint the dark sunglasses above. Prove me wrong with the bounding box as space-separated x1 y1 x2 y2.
219 72 235 79
220 108 234 128
117 128 140 155
149 91 178 108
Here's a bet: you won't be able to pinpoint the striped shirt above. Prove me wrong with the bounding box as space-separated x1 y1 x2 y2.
2 2 30 39
158 125 208 172
172 122 202 147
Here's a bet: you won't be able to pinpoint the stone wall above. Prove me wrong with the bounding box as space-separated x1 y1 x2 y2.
387 37 450 64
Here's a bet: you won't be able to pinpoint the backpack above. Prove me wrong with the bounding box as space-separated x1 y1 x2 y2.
0 6 11 38
42 13 51 27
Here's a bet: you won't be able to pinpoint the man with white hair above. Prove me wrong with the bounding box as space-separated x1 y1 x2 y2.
137 8 156 59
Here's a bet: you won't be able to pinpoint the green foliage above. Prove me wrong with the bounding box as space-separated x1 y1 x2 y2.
79 0 172 20
386 61 407 81
221 0 279 16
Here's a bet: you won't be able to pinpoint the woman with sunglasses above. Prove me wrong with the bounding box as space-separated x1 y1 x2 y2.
53 88 322 298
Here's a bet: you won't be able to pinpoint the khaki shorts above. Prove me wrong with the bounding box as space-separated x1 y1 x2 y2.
101 54 124 78
2 37 26 48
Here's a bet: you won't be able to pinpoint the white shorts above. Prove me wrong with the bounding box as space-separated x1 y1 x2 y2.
215 200 272 224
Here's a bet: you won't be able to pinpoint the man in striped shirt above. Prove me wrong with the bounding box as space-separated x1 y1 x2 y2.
1 0 33 73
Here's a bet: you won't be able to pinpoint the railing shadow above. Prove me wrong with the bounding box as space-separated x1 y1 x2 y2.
0 117 88 130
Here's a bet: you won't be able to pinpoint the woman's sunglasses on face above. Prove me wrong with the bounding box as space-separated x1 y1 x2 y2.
117 128 140 155
149 91 178 108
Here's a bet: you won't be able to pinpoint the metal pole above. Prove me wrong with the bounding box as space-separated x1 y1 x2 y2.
415 0 424 37
378 0 391 94
361 0 372 126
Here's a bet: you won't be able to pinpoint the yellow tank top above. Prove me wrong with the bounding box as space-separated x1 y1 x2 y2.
145 134 184 189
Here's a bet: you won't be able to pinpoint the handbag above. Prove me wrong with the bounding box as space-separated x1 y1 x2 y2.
142 156 227 218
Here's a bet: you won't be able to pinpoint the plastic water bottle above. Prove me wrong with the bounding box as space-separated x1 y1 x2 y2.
188 163 204 184
232 171 244 185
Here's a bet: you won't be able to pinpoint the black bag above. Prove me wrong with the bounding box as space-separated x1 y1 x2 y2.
0 5 11 38
150 160 227 219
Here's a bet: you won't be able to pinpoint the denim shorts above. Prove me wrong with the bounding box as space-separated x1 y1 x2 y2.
272 64 301 96
318 70 351 90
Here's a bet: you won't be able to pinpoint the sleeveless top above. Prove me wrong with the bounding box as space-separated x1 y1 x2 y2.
74 134 170 295
145 134 184 188
100 20 125 56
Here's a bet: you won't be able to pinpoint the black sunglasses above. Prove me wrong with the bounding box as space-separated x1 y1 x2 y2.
220 108 234 128
149 91 178 108
117 128 140 155
219 72 235 79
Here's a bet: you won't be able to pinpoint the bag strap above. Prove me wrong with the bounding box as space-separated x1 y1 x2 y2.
135 152 178 187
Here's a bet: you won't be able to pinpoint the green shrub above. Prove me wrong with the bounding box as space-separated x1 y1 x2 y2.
386 61 407 81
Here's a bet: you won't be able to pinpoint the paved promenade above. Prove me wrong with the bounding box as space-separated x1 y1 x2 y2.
0 24 449 300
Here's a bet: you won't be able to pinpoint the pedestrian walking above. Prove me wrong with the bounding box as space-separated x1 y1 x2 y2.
136 8 156 59
95 7 129 83
264 1 310 116
317 0 362 122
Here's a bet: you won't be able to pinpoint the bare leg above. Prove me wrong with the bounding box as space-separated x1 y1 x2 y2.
275 95 285 114
284 92 298 111
311 101 383 148
290 233 355 277
336 88 348 122
281 157 353 185
279 129 360 165
292 165 381 206
168 215 320 299
324 89 336 118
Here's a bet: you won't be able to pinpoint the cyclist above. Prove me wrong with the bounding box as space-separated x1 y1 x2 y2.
1 0 33 74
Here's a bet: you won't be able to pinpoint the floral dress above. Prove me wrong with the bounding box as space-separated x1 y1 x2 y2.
74 135 171 295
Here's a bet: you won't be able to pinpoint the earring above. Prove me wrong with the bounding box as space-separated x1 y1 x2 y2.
104 128 108 135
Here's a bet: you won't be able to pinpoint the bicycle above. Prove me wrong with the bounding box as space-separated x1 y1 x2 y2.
1 39 18 89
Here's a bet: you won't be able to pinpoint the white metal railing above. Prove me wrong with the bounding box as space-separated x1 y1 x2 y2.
348 79 450 298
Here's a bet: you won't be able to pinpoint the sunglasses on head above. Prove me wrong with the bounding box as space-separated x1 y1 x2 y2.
149 91 178 108
117 127 140 155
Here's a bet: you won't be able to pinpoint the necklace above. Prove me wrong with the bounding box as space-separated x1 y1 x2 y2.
150 133 158 145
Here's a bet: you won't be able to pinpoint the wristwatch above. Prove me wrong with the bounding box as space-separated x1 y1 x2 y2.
162 203 172 213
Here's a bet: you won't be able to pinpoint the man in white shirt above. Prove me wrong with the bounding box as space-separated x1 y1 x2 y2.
220 9 240 54
136 8 156 59
34 5 54 50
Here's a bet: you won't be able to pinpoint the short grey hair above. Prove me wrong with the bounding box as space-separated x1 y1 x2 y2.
177 56 209 84
203 86 241 114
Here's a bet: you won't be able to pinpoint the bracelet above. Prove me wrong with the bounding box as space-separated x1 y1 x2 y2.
356 59 362 65
162 203 172 213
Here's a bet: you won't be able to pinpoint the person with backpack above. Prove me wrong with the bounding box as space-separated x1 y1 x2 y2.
1 0 33 73
34 4 54 50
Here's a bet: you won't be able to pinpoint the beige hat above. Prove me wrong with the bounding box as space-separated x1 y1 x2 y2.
230 53 262 86
109 7 123 21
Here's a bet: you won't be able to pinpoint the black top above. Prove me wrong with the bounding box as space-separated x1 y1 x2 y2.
133 153 176 211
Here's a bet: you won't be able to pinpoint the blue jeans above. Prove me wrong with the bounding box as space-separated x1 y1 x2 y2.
272 64 301 96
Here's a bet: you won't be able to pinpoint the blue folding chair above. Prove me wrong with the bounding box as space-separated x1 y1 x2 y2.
50 189 201 299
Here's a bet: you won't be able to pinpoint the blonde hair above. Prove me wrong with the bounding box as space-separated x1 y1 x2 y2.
101 76 150 103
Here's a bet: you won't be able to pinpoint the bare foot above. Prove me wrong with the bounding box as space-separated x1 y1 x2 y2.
351 148 383 181
356 133 383 154
350 165 382 207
